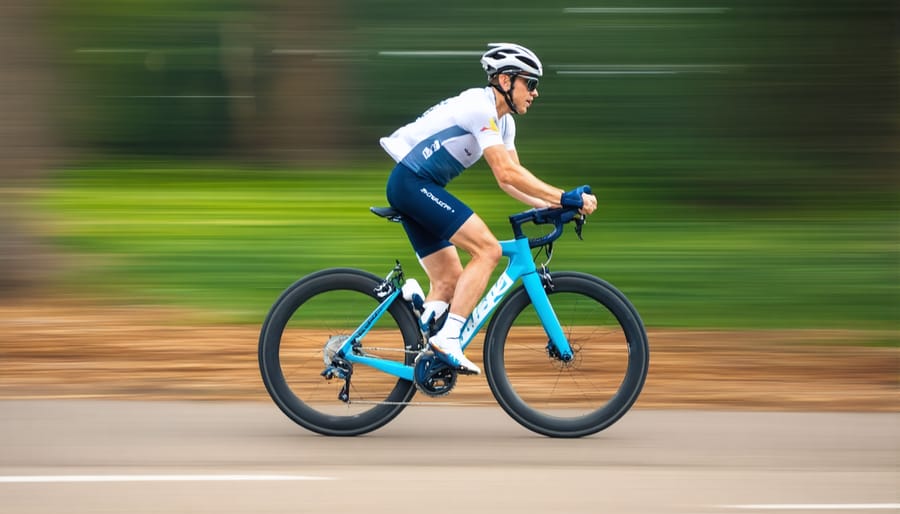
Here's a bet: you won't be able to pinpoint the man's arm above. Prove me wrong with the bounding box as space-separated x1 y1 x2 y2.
483 145 564 208
492 149 555 208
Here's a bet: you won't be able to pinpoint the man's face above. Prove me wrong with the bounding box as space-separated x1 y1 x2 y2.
509 74 539 114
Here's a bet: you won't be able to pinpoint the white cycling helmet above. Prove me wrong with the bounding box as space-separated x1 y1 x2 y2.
481 42 543 79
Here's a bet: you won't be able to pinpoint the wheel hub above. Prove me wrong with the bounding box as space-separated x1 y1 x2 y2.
546 341 583 369
323 334 350 365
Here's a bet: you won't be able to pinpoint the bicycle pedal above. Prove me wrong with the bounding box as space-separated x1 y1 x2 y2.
456 366 480 376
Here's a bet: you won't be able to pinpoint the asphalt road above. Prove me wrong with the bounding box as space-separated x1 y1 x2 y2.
1 401 897 514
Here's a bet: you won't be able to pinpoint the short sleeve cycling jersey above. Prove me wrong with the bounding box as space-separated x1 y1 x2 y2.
380 87 515 186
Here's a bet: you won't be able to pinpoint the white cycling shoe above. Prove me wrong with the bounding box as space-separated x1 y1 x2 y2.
429 334 481 375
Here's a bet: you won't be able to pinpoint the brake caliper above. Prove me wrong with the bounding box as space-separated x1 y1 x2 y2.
539 263 554 293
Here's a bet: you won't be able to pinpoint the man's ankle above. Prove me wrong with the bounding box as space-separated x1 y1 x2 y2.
434 313 466 340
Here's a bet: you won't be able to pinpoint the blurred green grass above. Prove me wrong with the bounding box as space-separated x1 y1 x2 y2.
35 163 899 334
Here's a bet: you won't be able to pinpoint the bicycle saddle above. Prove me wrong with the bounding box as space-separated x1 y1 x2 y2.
370 206 403 222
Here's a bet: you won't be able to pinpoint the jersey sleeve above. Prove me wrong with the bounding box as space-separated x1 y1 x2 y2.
456 100 505 150
500 114 516 150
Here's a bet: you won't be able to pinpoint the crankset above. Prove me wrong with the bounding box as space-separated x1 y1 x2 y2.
413 352 458 397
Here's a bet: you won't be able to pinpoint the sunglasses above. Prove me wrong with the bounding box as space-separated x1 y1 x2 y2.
517 74 539 92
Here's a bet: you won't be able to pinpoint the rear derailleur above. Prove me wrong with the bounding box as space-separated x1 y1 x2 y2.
321 335 354 403
321 358 353 403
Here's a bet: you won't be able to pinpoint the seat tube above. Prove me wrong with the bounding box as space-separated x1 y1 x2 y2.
521 272 574 361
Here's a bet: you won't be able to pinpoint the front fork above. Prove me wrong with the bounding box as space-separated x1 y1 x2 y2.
521 267 574 363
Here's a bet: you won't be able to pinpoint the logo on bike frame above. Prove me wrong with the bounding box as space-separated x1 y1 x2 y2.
461 272 513 342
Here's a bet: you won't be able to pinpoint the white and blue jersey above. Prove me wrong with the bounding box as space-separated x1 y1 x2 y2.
380 87 516 186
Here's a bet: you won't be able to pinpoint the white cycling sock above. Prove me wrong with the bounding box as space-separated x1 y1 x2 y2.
435 313 466 340
419 300 449 326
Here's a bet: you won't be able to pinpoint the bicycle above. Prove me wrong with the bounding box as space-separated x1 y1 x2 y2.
258 190 649 438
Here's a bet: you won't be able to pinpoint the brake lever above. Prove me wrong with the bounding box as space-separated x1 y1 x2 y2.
574 214 586 240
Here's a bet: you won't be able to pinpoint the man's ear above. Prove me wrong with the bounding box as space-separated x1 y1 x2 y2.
495 73 509 90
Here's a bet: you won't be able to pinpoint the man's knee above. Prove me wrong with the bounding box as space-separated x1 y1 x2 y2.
473 238 502 266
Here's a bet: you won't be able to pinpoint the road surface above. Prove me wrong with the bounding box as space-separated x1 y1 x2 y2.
1 401 897 513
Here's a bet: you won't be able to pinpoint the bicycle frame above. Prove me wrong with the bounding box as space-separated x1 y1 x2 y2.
261 193 651 437
332 235 573 381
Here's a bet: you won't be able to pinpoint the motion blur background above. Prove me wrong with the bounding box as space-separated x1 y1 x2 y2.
1 0 897 335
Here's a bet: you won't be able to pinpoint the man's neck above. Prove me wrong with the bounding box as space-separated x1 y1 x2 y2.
492 87 513 117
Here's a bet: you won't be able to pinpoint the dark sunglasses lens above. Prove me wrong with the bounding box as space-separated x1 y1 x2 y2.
525 77 539 91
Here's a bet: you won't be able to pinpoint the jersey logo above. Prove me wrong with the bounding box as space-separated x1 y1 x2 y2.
480 118 499 133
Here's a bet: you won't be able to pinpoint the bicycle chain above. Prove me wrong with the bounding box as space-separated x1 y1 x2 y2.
356 346 419 354
344 399 496 406
347 346 485 405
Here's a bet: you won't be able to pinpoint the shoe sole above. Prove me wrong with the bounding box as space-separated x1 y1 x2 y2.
430 344 481 375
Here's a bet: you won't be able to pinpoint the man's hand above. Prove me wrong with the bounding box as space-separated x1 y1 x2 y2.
560 186 597 215
580 192 597 215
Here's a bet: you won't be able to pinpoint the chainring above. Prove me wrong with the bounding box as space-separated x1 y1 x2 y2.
413 352 458 397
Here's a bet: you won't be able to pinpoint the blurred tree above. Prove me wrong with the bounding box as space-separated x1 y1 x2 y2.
0 2 58 295
51 0 351 162
56 1 233 154
706 0 899 207
249 0 352 161
41 0 897 207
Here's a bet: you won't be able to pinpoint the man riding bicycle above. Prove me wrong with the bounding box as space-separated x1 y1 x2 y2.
381 42 598 374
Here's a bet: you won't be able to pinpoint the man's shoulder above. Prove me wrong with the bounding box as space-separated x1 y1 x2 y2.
456 86 492 102
449 87 496 121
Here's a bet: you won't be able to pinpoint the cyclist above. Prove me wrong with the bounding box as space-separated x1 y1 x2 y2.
381 42 597 374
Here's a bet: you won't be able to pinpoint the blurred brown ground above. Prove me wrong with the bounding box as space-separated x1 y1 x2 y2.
1 300 897 411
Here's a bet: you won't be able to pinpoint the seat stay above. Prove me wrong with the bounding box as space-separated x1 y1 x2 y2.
342 288 401 348
335 288 415 380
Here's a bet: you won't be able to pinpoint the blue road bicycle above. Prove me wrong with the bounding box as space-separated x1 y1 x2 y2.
258 193 649 438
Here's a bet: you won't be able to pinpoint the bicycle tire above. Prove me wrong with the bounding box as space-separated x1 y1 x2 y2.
483 272 649 438
258 268 420 436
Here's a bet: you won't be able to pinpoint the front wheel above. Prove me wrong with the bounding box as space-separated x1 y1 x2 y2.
483 272 649 438
258 268 421 436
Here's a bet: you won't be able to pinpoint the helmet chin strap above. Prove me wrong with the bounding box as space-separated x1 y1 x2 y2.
490 75 519 115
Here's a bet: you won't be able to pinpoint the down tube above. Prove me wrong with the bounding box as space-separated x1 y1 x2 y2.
520 272 574 361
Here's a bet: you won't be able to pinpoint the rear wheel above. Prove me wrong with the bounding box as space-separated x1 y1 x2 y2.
484 272 649 438
258 268 420 436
